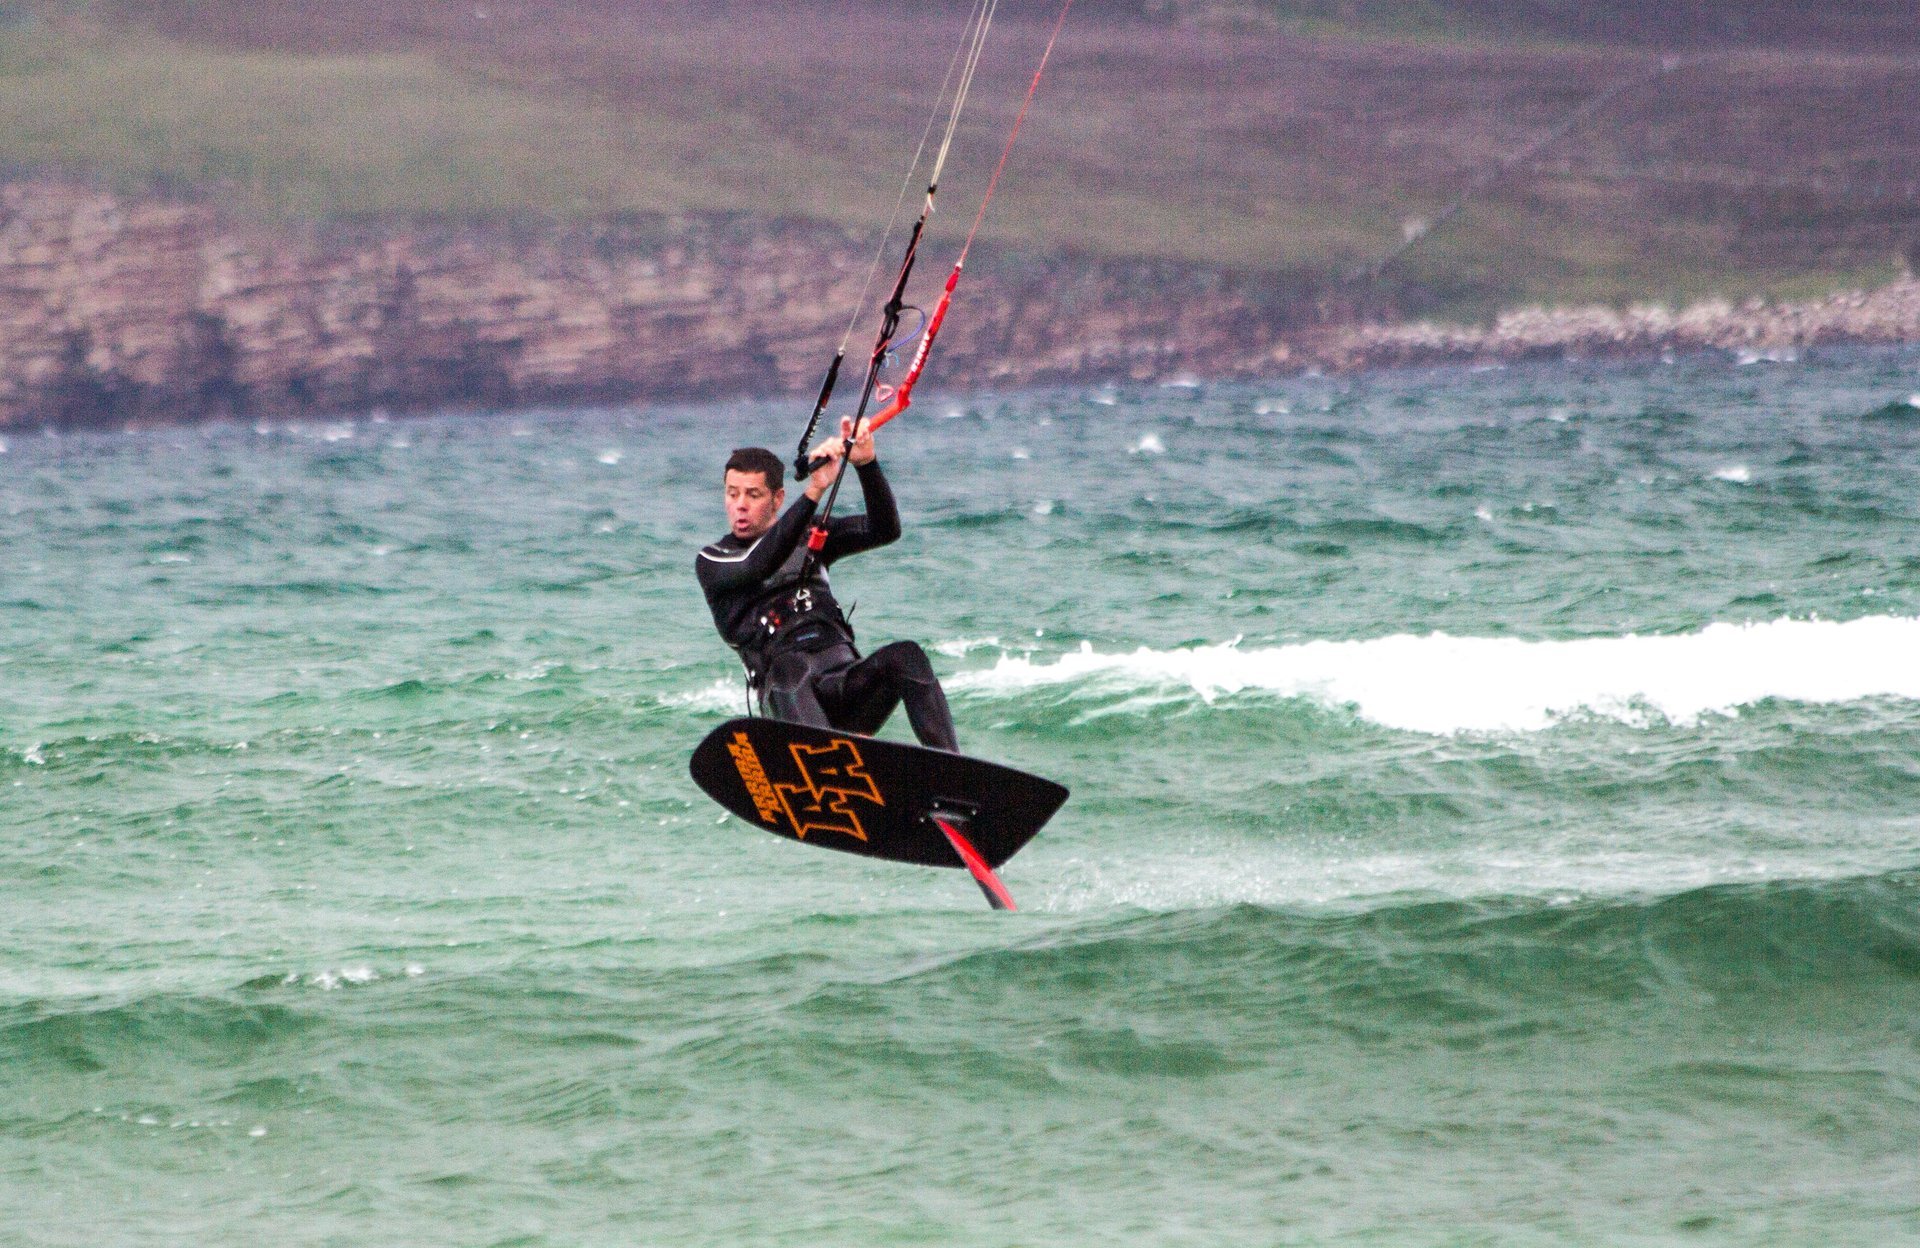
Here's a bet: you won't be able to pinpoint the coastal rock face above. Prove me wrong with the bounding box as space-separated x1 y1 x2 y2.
0 181 1277 428
3 178 1918 428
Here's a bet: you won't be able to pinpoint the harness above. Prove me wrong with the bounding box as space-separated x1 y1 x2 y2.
736 581 856 692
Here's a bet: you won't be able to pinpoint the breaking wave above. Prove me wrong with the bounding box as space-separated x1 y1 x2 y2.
946 615 1920 734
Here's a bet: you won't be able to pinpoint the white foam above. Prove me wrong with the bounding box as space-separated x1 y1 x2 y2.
661 678 751 714
1130 433 1167 455
304 966 379 991
946 617 1920 734
933 636 1004 658
1713 463 1751 483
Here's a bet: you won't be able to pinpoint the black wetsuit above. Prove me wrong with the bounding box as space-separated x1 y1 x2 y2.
696 460 959 751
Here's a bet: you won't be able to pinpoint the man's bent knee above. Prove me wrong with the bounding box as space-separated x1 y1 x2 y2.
873 640 936 681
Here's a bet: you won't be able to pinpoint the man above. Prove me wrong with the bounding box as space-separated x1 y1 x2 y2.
696 416 960 752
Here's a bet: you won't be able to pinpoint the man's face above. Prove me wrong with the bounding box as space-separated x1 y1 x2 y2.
725 469 783 541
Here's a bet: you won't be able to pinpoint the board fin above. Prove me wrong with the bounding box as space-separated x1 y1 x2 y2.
932 812 1017 911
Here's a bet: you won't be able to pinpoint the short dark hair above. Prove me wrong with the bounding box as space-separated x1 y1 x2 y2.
724 447 784 491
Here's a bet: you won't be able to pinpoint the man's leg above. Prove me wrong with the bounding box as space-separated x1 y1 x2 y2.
820 640 960 752
758 648 835 728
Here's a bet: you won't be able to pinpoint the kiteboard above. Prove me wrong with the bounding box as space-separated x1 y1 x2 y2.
689 717 1068 910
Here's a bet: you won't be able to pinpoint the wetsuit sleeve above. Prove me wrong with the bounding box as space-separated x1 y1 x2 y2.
695 495 818 594
820 461 901 563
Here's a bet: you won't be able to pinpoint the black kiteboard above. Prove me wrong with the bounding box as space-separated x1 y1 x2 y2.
689 717 1068 870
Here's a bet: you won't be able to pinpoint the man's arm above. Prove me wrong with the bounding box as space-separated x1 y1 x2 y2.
817 414 901 562
820 460 900 562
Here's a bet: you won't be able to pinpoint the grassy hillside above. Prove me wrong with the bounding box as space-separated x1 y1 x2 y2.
2 0 1915 319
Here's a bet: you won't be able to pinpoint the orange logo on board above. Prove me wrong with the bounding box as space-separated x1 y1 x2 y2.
726 732 784 825
775 737 885 842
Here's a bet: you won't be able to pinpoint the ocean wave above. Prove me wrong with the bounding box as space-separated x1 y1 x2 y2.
10 873 1912 1133
767 870 1915 1027
947 616 1920 734
510 872 1920 1091
1861 397 1920 421
864 871 1920 1056
1 993 314 1077
0 729 251 774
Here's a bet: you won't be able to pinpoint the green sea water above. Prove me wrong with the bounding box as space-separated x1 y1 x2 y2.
4 349 1920 1245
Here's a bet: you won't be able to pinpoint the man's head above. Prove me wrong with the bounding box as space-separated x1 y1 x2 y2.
723 447 785 541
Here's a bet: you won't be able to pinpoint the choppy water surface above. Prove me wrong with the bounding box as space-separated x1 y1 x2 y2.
4 350 1920 1245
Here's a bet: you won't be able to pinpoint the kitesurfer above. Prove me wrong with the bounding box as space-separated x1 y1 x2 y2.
696 417 960 752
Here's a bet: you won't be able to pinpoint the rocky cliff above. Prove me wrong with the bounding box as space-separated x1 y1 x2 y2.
0 181 1292 428
3 179 1917 429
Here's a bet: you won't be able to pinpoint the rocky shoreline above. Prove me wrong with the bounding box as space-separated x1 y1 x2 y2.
1320 282 1920 374
3 179 1917 429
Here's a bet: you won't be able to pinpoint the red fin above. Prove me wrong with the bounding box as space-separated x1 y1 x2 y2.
933 815 1018 912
